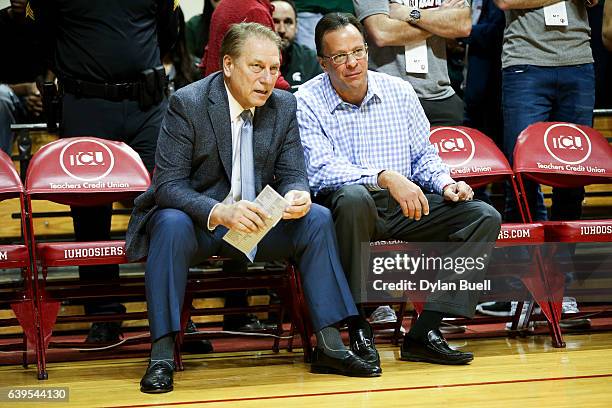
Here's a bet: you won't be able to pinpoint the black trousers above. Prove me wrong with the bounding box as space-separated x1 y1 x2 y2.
320 185 501 318
61 92 165 315
419 94 464 127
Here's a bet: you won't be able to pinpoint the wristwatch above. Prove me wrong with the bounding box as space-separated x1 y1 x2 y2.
407 8 421 25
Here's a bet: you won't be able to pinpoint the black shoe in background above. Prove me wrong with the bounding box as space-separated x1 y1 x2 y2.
182 320 214 354
222 314 276 332
85 322 123 344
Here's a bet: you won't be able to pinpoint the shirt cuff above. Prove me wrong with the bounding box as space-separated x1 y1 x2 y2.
365 171 384 191
207 203 222 231
435 174 456 195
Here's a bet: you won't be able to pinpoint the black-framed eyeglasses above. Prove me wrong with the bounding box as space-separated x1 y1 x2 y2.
321 44 368 65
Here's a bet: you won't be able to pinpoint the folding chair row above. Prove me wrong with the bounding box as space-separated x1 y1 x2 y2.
379 124 611 348
512 122 612 338
0 150 44 377
4 137 311 380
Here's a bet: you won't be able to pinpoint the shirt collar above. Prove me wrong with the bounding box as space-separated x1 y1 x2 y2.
322 71 382 114
224 80 255 122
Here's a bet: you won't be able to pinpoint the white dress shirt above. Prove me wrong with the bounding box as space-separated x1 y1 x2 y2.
207 82 256 230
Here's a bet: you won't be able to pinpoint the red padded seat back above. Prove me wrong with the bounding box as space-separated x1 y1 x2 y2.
25 137 151 205
0 149 23 201
430 126 513 188
0 152 29 270
513 122 612 188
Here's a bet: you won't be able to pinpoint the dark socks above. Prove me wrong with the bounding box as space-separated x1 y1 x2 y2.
150 333 175 362
406 310 444 342
315 326 350 359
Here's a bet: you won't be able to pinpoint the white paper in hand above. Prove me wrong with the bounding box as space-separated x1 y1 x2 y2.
223 185 290 261
0 0 11 10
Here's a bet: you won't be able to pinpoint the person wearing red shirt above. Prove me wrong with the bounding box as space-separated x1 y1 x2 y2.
200 0 290 90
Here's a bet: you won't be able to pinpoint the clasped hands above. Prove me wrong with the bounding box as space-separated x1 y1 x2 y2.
377 170 473 221
209 190 311 233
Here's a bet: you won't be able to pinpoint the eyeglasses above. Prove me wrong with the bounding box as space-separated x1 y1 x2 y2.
321 44 368 65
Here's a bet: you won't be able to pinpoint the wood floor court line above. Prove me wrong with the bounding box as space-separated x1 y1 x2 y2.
110 373 612 408
3 333 612 407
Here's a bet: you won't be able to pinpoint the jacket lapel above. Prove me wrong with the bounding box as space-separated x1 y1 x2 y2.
208 74 232 181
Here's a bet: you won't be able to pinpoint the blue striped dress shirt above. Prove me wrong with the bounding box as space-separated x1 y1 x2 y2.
295 70 455 196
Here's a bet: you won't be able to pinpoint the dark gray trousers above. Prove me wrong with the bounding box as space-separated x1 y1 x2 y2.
321 185 502 317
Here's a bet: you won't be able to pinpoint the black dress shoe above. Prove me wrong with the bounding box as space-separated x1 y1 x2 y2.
311 348 382 377
140 360 175 394
223 315 276 332
85 322 122 344
350 327 381 368
400 329 473 365
182 320 214 354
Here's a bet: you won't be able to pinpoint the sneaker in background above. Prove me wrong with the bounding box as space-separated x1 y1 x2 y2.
560 297 591 329
369 305 398 324
476 301 513 317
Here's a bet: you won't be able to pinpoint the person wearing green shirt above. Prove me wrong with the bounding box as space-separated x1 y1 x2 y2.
185 0 222 59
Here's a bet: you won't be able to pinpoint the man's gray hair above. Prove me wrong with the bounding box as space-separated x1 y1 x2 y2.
219 22 282 69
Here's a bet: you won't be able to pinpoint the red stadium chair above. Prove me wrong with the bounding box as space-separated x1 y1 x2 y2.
421 126 565 346
0 150 47 378
23 137 313 376
176 262 313 368
24 137 151 379
513 122 612 331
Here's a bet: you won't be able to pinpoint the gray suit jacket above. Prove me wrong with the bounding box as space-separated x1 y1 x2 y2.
125 72 309 261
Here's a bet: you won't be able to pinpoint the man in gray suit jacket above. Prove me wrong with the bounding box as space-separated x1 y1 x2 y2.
126 22 381 394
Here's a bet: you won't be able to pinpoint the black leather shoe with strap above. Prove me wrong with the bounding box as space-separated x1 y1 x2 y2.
400 329 473 365
140 360 175 394
311 348 382 377
350 327 381 368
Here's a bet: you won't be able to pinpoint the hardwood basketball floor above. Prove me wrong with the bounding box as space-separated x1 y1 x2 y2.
1 332 612 407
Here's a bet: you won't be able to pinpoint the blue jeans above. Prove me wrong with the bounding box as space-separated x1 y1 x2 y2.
0 84 24 155
502 64 595 222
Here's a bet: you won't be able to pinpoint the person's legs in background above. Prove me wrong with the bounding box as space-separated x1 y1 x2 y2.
549 63 595 221
61 95 165 343
419 94 464 127
0 84 21 155
548 63 595 328
502 65 554 222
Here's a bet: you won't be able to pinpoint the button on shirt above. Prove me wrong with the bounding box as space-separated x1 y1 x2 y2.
206 82 256 229
295 71 454 197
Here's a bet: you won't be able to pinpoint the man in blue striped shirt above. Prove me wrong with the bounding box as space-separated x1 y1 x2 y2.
296 13 501 366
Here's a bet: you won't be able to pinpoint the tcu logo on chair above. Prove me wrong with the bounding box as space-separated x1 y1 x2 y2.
60 139 115 181
430 127 475 168
544 123 592 165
